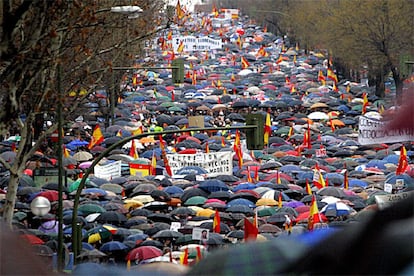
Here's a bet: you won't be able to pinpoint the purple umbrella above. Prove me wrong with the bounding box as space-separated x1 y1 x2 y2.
39 220 59 234
284 200 305 208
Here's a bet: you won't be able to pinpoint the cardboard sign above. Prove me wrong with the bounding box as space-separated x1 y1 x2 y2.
94 161 122 180
188 116 204 128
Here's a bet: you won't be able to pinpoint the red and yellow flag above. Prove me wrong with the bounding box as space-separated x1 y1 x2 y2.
344 170 349 190
305 178 312 195
287 126 294 140
176 0 185 20
205 141 210 153
129 140 139 159
396 146 408 175
63 145 70 158
177 40 184 53
150 152 157 176
213 210 221 233
308 193 320 231
318 70 326 85
362 92 369 114
244 218 258 242
264 112 271 145
327 68 338 83
313 164 326 189
241 56 250 69
88 124 104 149
277 192 283 208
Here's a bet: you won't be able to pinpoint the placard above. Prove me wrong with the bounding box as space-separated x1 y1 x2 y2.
374 191 413 210
94 161 122 180
192 227 209 241
188 116 204 128
167 151 233 177
358 116 414 145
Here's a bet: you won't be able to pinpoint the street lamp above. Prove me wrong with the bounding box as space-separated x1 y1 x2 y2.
30 196 51 216
107 6 143 126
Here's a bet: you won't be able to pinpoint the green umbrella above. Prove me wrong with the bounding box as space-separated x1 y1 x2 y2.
352 105 363 111
160 102 176 107
68 178 91 193
184 196 207 206
258 207 277 217
168 106 185 113
276 126 291 135
78 204 106 216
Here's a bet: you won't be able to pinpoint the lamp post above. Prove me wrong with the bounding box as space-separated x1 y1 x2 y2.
108 6 143 126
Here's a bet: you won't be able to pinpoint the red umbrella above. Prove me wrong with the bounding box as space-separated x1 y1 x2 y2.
20 234 45 245
37 190 65 202
177 149 197 154
295 211 328 223
126 246 162 261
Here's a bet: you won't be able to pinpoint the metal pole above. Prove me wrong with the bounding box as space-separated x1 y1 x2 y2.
57 64 64 272
110 71 116 126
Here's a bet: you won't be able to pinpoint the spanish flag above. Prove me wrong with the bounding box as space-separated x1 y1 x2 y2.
176 0 185 20
132 126 143 136
344 170 349 190
88 124 104 149
362 92 369 114
308 193 321 231
244 218 258 242
396 146 408 175
63 145 70 158
241 56 250 69
177 40 184 53
264 112 271 145
151 152 157 176
327 68 338 83
318 70 326 85
129 140 139 159
213 210 221 233
313 164 326 189
205 142 210 153
277 192 283 208
305 178 312 195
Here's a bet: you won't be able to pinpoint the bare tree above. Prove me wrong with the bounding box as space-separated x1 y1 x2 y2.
0 0 166 226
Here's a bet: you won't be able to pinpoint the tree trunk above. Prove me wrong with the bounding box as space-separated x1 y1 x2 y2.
391 66 404 105
2 171 20 228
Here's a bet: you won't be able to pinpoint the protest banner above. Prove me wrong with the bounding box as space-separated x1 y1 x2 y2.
358 116 414 145
167 151 233 177
94 161 122 180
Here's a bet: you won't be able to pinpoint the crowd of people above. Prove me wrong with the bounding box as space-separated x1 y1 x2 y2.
1 6 413 276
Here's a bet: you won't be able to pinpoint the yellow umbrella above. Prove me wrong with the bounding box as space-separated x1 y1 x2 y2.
139 137 156 144
256 198 278 206
310 102 329 109
196 209 215 217
132 195 154 204
124 199 144 210
88 232 101 244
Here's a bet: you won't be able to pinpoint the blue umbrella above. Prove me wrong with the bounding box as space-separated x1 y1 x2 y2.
163 186 184 196
348 178 368 188
140 148 162 159
385 173 414 187
325 173 344 181
297 171 314 180
279 165 303 173
232 183 257 192
125 233 149 243
199 179 229 192
176 166 208 176
382 154 401 165
66 242 94 251
100 241 129 252
366 159 387 170
65 139 89 150
227 198 256 208
82 188 107 196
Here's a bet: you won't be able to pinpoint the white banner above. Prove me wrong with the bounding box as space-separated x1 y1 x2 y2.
172 35 223 52
358 116 414 145
167 152 233 177
94 161 122 180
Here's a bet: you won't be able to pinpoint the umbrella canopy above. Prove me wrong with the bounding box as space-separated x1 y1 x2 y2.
126 246 163 261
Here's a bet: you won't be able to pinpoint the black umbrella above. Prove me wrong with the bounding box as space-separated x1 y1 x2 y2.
152 230 183 239
156 114 174 125
199 221 231 234
97 211 127 226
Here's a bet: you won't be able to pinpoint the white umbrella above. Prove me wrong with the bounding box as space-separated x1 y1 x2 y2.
308 111 329 120
238 69 253 76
